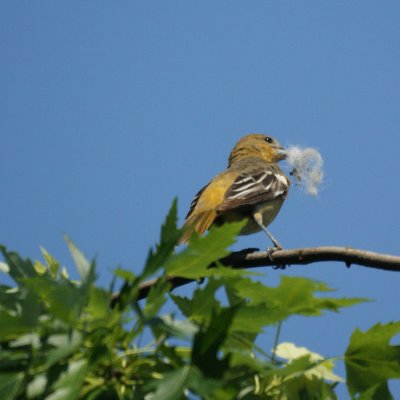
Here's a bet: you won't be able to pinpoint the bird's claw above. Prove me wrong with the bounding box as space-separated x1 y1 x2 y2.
266 246 286 269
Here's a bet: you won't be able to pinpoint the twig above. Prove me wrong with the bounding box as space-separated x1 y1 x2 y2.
110 246 400 306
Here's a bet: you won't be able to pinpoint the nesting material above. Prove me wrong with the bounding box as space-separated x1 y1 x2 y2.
285 146 324 196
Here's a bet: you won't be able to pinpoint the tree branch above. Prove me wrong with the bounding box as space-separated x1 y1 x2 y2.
111 246 400 305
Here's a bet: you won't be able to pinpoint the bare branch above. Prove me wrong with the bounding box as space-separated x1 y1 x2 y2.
227 246 400 271
111 246 400 305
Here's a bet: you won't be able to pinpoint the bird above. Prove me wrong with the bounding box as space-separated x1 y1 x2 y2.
180 134 290 247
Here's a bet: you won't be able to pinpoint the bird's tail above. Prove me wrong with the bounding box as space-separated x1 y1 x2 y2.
179 210 217 244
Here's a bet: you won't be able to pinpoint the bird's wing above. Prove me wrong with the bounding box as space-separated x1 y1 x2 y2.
184 184 208 220
180 170 239 243
180 169 290 243
217 169 290 212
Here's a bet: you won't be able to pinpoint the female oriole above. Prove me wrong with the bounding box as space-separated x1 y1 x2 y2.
180 134 290 248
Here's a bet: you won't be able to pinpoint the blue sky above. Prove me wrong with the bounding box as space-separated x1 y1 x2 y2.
2 2 400 397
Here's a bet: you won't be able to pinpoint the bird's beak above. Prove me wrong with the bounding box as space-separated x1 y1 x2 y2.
277 146 287 161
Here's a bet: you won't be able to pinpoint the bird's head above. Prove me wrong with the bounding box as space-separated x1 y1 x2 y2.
228 134 287 166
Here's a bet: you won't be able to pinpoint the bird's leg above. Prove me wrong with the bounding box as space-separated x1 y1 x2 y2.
264 229 283 250
253 213 285 269
253 213 283 249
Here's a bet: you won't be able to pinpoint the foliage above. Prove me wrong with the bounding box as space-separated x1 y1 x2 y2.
0 200 399 399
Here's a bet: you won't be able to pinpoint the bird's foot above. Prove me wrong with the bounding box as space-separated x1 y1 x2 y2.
266 246 286 269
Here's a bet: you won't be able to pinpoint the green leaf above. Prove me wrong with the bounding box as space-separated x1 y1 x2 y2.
345 322 400 396
44 331 83 369
0 310 38 340
0 373 24 400
357 382 393 400
85 286 110 320
46 359 87 400
64 236 91 283
191 306 237 379
33 261 47 275
0 281 41 340
150 365 217 400
150 365 193 400
273 355 316 379
114 267 136 281
0 246 37 283
275 342 344 382
143 198 181 278
148 315 198 339
171 278 222 324
277 375 338 400
229 275 366 325
165 221 245 279
40 247 60 278
229 351 269 374
22 278 83 324
0 286 19 313
143 278 170 319
26 373 47 399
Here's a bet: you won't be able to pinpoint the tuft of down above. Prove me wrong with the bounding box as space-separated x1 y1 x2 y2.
285 146 324 196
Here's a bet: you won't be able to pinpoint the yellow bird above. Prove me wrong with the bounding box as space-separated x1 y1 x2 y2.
180 134 290 247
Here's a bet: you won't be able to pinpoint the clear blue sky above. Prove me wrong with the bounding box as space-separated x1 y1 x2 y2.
1 2 400 397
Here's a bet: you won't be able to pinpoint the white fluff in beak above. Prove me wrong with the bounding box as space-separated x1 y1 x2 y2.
285 146 324 196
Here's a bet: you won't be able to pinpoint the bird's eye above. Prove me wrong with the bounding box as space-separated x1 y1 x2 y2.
264 136 273 143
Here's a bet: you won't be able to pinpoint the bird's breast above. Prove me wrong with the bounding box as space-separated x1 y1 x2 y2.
216 197 285 236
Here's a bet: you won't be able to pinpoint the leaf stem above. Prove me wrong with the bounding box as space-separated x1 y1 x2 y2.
271 321 282 363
